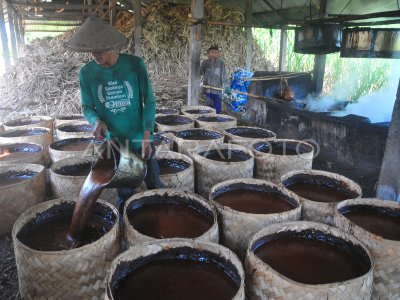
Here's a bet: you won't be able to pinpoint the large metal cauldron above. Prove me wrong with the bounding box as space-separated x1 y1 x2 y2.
341 28 400 59
294 24 342 54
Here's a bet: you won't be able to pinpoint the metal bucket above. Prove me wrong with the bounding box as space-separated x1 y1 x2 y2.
93 139 146 189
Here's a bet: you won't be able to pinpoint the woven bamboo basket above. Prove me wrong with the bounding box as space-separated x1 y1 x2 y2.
105 239 245 300
252 139 314 184
181 105 216 118
157 151 195 191
192 143 254 198
155 114 194 132
3 116 53 132
0 164 46 235
210 178 301 259
12 198 120 300
50 156 118 206
335 198 400 299
153 133 173 152
156 108 180 115
0 127 52 166
224 126 276 147
123 189 218 247
281 170 362 225
245 221 374 299
195 114 237 132
55 121 93 140
174 128 224 157
49 137 98 163
0 143 45 166
54 114 85 128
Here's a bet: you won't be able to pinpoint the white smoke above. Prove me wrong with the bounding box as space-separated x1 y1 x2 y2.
303 61 400 123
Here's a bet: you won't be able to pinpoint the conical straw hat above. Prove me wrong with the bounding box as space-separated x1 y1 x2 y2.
65 15 128 52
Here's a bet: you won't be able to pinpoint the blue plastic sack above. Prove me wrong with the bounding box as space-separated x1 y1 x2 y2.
230 69 253 112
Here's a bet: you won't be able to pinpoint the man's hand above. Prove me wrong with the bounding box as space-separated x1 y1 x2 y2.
94 120 107 141
142 131 152 160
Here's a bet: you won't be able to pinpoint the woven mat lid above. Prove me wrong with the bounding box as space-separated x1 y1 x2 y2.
65 15 128 52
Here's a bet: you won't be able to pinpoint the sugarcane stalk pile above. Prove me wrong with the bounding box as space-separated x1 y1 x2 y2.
0 0 274 123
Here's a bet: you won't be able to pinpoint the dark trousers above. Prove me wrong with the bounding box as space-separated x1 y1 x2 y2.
117 143 164 213
205 92 222 114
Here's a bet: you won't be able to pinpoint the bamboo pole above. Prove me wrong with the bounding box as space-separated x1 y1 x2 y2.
0 2 11 71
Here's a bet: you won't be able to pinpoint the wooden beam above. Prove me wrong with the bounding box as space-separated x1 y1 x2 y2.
279 29 287 71
18 15 24 45
24 29 71 32
19 12 89 18
23 22 81 26
109 0 116 25
245 0 252 70
21 16 85 21
377 79 400 201
134 0 142 57
188 0 203 106
6 3 18 59
344 19 400 27
13 9 21 50
0 2 11 71
10 1 106 10
312 0 327 95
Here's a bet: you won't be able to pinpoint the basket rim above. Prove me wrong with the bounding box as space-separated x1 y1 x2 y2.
280 169 363 204
123 188 218 241
335 197 400 244
246 220 374 288
156 151 194 178
106 238 245 299
0 163 45 188
12 197 119 255
192 143 254 165
209 178 302 217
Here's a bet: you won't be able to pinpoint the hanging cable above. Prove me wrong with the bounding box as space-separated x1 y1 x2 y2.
397 0 400 11
339 0 352 16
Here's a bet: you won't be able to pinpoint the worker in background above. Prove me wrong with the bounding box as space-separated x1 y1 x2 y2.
200 45 231 113
65 15 163 214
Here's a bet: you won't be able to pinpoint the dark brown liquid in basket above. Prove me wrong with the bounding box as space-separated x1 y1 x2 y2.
287 182 354 203
180 132 217 140
56 163 92 176
68 146 116 245
342 205 400 240
255 234 369 284
159 165 183 175
259 146 299 155
18 214 112 251
127 204 212 238
0 171 37 187
215 189 296 214
0 152 35 162
113 259 238 300
56 141 93 151
202 151 248 162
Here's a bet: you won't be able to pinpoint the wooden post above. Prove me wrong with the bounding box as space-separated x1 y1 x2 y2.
13 10 21 51
279 29 287 71
0 2 11 71
312 0 327 95
6 3 17 60
188 0 204 106
377 79 400 202
134 0 142 57
109 0 116 25
245 0 252 71
18 16 25 45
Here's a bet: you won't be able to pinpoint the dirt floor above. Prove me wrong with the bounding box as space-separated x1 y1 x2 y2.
0 235 20 299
